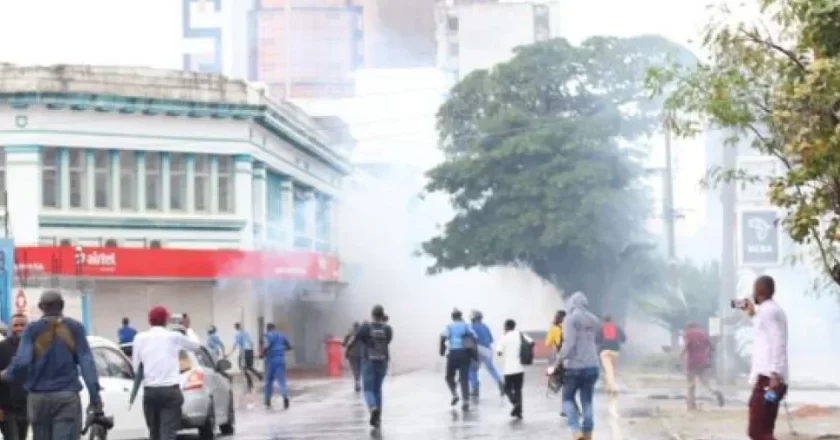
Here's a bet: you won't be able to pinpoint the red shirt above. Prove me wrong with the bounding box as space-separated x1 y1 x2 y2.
683 327 711 370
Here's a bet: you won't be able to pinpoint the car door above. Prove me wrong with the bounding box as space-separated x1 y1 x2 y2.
194 347 228 422
94 347 148 440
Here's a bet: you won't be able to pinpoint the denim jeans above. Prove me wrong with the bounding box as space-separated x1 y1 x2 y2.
28 391 82 440
265 360 288 402
468 346 502 392
563 367 599 433
362 360 389 410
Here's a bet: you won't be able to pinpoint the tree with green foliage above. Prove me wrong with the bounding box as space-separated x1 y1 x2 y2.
422 36 693 315
647 0 840 290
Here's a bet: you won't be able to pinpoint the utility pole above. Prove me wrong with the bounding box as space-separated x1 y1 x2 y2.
663 114 677 261
284 0 293 99
719 141 738 386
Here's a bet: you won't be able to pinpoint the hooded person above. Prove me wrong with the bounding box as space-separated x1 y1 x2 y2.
553 292 600 440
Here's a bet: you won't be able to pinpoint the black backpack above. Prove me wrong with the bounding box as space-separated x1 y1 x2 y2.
462 330 478 361
519 333 535 365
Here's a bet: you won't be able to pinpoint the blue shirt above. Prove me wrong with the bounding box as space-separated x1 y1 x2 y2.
233 329 253 351
4 316 99 402
263 330 290 362
442 321 476 350
117 325 137 345
471 321 493 348
207 333 224 356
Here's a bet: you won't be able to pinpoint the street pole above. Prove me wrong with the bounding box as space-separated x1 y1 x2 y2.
719 141 738 387
284 0 293 99
663 113 677 261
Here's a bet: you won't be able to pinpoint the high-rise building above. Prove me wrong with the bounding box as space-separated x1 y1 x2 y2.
363 0 437 68
435 0 562 82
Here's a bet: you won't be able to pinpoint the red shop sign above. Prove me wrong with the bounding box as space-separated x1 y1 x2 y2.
12 246 340 281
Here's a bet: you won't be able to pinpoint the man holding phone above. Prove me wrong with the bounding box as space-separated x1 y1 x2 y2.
736 275 788 440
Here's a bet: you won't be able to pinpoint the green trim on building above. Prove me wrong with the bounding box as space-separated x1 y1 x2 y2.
39 214 246 230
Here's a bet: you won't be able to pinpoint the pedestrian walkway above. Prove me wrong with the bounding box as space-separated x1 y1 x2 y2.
231 368 624 439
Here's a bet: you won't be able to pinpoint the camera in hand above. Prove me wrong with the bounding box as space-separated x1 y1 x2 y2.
730 299 749 309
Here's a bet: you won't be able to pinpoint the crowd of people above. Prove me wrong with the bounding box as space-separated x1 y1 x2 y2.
0 273 788 440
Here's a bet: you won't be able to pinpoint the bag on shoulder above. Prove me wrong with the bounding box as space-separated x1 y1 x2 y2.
462 329 478 360
519 333 535 365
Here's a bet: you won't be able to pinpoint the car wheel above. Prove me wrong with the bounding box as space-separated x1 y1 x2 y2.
198 400 216 440
219 392 235 436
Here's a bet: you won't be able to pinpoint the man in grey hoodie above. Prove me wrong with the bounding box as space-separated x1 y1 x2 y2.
554 291 601 440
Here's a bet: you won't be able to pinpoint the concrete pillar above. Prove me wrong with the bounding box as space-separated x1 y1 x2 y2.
5 146 41 245
161 152 171 213
209 156 219 213
252 162 267 247
280 180 295 249
305 190 317 250
85 150 95 212
185 154 195 214
110 150 120 210
234 155 254 249
58 148 70 209
136 152 146 214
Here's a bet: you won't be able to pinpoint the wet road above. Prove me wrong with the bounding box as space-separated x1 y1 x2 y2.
223 369 628 440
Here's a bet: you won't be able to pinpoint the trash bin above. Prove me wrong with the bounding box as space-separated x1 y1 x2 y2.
326 337 343 377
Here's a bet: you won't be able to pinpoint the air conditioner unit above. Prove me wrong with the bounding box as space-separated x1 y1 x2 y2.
59 239 73 247
149 240 164 249
104 239 119 248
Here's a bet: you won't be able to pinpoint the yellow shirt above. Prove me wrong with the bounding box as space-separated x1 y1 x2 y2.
545 324 562 347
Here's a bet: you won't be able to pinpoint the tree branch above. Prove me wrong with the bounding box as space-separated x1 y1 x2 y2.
738 28 807 71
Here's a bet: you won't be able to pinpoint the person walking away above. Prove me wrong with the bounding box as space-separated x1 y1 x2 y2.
133 306 201 440
545 310 566 364
0 290 103 440
683 322 724 410
736 275 788 440
0 314 29 440
496 319 532 419
439 309 477 411
342 322 362 392
118 317 137 357
229 322 263 392
596 315 626 395
468 310 504 398
554 291 600 440
355 305 393 428
263 323 292 410
206 326 225 358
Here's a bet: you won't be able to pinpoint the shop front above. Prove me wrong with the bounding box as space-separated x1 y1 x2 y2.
7 245 342 368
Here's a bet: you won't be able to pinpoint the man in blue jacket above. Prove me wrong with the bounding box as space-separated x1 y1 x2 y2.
1 290 103 440
263 323 292 410
467 310 503 398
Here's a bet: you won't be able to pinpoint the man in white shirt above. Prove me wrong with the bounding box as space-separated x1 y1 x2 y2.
495 319 533 419
133 306 201 440
737 275 788 440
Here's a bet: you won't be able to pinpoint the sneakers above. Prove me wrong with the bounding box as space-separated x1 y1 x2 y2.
450 395 460 406
369 408 381 428
283 397 290 410
510 404 522 419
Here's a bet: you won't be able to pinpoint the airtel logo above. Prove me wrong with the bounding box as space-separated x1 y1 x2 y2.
84 252 117 266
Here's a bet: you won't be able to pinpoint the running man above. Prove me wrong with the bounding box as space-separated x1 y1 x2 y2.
468 310 504 398
440 309 476 411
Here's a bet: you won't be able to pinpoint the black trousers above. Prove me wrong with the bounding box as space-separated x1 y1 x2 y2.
445 350 471 400
240 349 263 390
143 385 184 440
0 412 29 440
504 373 524 409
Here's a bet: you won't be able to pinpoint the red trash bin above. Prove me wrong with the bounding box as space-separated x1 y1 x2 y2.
326 337 343 377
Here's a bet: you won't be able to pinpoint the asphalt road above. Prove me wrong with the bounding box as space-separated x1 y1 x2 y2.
211 368 634 440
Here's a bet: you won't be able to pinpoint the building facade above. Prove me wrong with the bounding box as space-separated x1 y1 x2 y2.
0 64 350 367
435 0 562 82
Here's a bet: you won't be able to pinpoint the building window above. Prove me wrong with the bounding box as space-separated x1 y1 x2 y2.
41 148 59 208
93 150 111 209
145 152 161 210
119 151 136 210
217 156 234 213
68 149 87 209
316 195 331 251
170 153 186 211
0 147 5 208
194 154 210 212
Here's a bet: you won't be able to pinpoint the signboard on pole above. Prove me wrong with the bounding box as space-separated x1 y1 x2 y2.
736 157 779 205
738 209 782 267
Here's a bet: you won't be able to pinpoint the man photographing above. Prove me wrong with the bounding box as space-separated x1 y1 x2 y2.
735 275 788 440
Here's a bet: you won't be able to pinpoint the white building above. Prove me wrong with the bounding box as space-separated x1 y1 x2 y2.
435 0 562 81
0 64 350 367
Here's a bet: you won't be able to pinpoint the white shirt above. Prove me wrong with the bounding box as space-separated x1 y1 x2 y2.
749 299 789 385
133 326 201 387
185 328 201 344
495 330 533 375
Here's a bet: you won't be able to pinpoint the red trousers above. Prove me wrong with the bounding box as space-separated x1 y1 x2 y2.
748 375 787 440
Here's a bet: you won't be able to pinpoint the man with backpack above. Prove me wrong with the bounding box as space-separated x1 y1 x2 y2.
440 309 476 411
496 319 534 419
596 314 626 395
354 305 392 428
